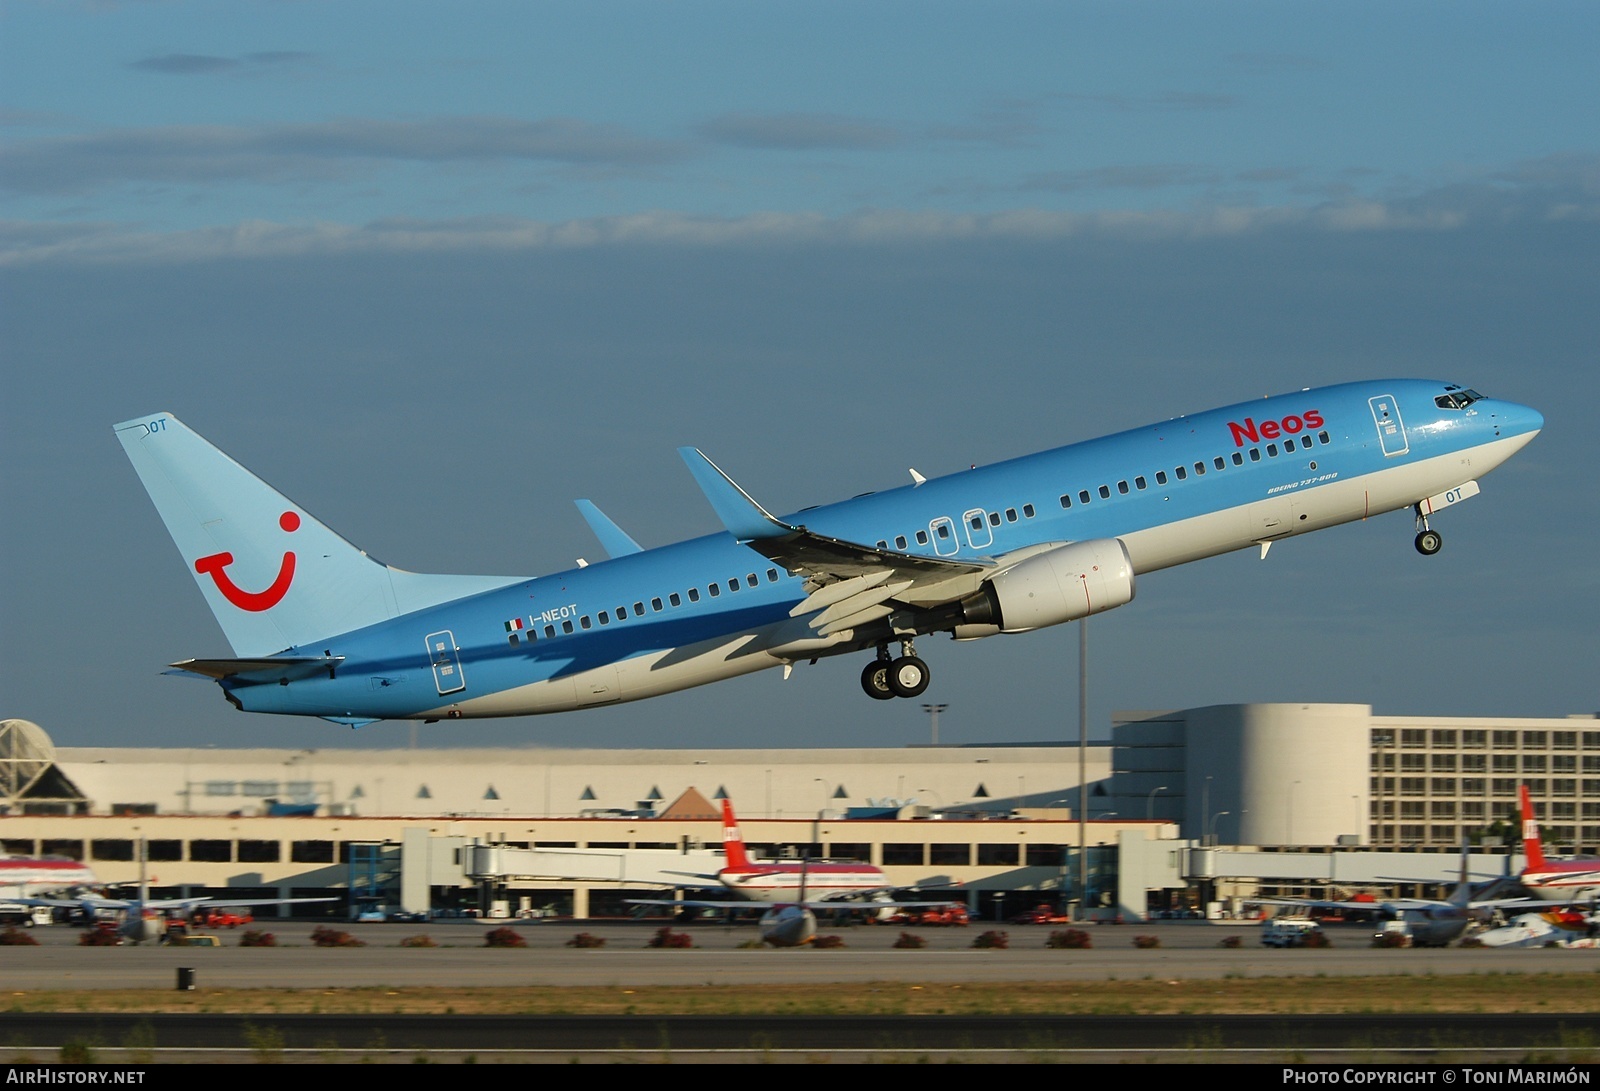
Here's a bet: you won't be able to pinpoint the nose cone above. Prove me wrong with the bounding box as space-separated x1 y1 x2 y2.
1495 400 1544 441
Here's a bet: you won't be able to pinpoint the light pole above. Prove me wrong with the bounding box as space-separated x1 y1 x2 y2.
921 703 947 746
1207 810 1231 847
1147 785 1168 822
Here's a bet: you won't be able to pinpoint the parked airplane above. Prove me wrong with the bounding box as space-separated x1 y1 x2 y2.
677 798 893 903
1476 907 1599 949
23 892 336 944
1517 785 1600 902
1251 845 1482 947
0 856 98 899
114 380 1541 725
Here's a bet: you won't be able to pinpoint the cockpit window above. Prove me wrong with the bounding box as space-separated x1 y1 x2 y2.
1434 389 1484 410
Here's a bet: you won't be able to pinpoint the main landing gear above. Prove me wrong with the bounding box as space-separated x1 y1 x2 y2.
860 641 930 701
1414 507 1443 556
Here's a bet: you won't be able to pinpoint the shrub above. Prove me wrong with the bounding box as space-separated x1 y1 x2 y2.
892 931 927 949
238 930 276 947
1132 934 1161 948
1371 930 1407 949
1217 934 1242 949
811 934 845 949
565 932 606 948
1302 929 1332 948
78 927 122 947
398 934 437 948
971 930 1009 949
645 927 693 949
1046 929 1092 949
0 926 40 946
482 927 525 948
309 925 365 948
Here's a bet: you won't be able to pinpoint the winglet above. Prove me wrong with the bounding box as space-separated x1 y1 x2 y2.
574 500 643 557
677 447 791 541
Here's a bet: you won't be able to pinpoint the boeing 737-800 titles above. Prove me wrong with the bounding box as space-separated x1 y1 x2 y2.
114 380 1541 726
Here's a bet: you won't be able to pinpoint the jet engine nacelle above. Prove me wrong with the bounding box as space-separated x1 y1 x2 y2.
960 539 1134 633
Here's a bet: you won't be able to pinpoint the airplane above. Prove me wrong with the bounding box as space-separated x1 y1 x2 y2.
22 891 337 944
669 798 895 903
113 380 1542 725
1475 906 1600 949
1516 784 1600 902
629 798 959 944
0 855 98 899
1250 845 1483 947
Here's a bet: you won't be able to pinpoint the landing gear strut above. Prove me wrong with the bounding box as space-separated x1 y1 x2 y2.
1414 509 1443 556
860 641 931 700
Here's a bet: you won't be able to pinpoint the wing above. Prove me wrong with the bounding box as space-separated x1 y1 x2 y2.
678 447 992 636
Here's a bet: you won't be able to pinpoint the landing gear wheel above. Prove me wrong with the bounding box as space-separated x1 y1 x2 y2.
861 660 895 701
887 655 930 699
1415 529 1442 556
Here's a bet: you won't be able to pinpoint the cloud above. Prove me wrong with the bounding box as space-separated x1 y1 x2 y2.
1056 90 1239 113
697 112 902 150
2 116 692 195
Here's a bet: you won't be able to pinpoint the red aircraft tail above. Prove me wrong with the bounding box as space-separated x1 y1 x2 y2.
721 798 751 871
1519 784 1547 872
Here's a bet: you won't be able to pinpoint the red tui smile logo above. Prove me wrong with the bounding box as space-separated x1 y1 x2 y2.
194 511 299 611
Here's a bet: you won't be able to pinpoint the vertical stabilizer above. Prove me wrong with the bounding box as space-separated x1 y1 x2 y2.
1519 784 1548 872
721 798 752 871
114 413 523 657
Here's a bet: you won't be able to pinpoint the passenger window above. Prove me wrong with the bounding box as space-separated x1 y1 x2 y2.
709 583 720 597
1059 494 1072 508
1232 452 1243 465
1267 443 1278 457
1135 476 1147 490
1214 457 1225 470
545 625 556 638
1193 462 1205 476
1023 504 1034 517
1250 448 1261 462
895 535 908 549
746 574 757 588
876 540 887 550
728 579 739 592
767 569 778 582
688 588 699 603
651 597 663 611
670 592 682 607
936 524 950 539
970 515 983 530
916 531 929 545
1006 508 1017 521
1098 485 1111 499
1117 480 1129 495
598 611 609 625
1155 471 1167 485
1079 490 1091 504
562 620 573 634
634 601 644 614
1318 431 1330 444
580 616 592 630
1175 466 1187 480
988 512 1001 527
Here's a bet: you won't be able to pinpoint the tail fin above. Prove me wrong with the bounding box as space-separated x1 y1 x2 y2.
721 798 751 870
1449 839 1474 908
1519 784 1547 871
114 413 523 656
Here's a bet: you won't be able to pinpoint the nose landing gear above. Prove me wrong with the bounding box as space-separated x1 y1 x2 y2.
1414 507 1443 556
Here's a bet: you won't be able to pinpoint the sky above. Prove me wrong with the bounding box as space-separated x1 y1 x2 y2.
3 1 1597 753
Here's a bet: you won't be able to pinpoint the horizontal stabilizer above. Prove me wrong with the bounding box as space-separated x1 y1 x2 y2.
168 656 343 683
575 500 644 557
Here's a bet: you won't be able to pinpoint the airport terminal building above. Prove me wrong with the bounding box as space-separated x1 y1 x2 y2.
3 704 1596 920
